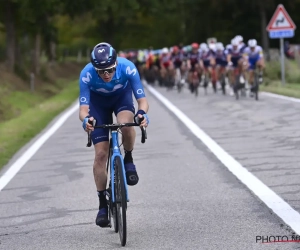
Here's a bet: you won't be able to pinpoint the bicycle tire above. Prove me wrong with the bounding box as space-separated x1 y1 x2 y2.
212 82 217 93
234 75 240 100
195 85 198 97
177 83 182 93
221 74 226 95
221 83 226 95
203 75 208 95
194 81 199 97
234 83 239 100
107 139 118 233
115 156 127 246
111 186 118 233
254 73 259 101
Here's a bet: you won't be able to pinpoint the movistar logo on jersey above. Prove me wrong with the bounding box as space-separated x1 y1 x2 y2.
82 72 92 84
126 66 137 76
80 97 88 103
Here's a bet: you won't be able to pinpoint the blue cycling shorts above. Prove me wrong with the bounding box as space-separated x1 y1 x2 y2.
248 55 260 70
231 56 241 68
216 58 228 67
203 60 210 68
89 85 135 144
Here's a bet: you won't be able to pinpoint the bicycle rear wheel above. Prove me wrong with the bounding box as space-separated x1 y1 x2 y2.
115 156 127 246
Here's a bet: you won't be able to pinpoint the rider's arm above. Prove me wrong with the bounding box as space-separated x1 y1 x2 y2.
79 70 91 121
126 61 149 113
258 46 264 59
258 46 265 67
199 59 204 69
187 59 191 69
209 51 216 65
137 97 149 113
227 53 232 64
242 48 249 60
79 105 89 122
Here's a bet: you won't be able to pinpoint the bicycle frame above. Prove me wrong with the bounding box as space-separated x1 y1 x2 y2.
109 130 129 203
86 120 146 204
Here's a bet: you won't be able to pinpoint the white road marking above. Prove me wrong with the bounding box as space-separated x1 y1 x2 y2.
0 102 79 191
144 83 300 235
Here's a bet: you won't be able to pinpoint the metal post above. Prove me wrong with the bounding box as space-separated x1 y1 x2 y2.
30 72 35 92
280 38 285 85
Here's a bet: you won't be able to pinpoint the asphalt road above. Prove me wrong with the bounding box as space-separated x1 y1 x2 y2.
1 84 300 249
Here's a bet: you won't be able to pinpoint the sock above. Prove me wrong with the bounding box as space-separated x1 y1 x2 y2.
97 190 107 209
124 149 133 164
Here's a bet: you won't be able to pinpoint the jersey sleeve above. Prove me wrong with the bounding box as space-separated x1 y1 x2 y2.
242 47 249 59
79 70 91 106
209 50 216 58
258 46 264 58
124 61 146 100
226 44 232 50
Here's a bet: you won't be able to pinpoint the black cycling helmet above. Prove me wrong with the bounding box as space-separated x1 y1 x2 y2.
90 42 117 69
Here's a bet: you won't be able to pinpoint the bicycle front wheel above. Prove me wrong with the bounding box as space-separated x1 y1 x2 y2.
115 156 127 246
254 73 259 101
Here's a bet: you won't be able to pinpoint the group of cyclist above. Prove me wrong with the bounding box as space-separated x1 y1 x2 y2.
120 35 265 97
78 37 263 229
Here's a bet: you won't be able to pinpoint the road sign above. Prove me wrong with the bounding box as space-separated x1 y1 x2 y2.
269 30 294 39
266 4 296 86
266 4 296 38
266 4 296 31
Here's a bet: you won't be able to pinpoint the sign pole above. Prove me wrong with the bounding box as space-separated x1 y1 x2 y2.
280 38 285 85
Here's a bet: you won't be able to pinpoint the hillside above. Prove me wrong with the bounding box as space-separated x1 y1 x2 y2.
0 61 85 122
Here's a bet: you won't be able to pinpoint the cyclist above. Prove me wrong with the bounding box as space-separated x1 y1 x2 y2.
118 51 126 58
146 47 156 71
199 43 216 90
235 35 247 52
171 46 184 68
227 38 246 95
244 39 265 95
171 45 184 87
159 47 172 85
79 42 149 228
215 42 228 88
187 43 201 92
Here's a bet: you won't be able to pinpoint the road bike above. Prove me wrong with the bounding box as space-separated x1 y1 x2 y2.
86 119 147 246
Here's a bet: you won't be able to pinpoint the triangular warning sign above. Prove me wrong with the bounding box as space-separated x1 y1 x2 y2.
266 4 296 31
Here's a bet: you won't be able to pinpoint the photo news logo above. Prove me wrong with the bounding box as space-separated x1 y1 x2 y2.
256 234 300 243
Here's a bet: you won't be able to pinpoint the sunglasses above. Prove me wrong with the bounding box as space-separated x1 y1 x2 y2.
95 64 116 75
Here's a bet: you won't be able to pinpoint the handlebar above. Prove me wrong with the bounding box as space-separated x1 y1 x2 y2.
86 117 147 147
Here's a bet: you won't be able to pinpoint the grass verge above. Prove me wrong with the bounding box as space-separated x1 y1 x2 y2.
261 81 300 99
0 80 78 170
261 60 300 98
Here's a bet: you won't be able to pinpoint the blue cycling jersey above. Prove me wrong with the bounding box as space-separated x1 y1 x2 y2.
79 57 145 106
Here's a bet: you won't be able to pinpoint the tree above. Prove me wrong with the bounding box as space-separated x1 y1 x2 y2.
0 0 18 72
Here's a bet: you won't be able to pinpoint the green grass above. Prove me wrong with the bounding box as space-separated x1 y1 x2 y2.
0 80 79 169
261 81 300 98
262 60 300 98
0 90 45 120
